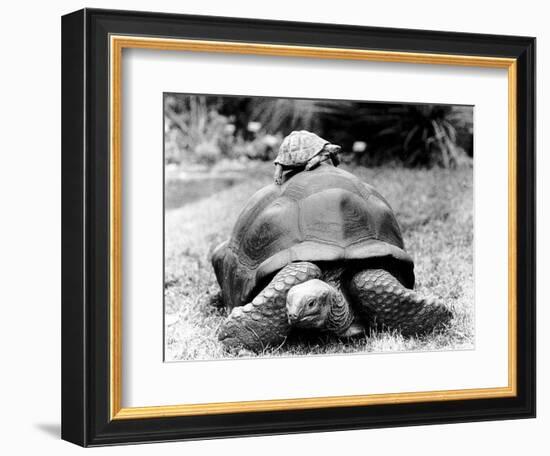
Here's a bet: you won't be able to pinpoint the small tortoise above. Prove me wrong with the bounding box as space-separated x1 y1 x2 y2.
211 165 451 352
273 130 341 185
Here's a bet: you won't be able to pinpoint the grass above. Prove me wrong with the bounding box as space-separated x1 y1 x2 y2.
164 164 474 361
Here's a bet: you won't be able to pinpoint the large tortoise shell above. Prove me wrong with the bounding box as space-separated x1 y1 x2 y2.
274 130 329 167
213 165 414 309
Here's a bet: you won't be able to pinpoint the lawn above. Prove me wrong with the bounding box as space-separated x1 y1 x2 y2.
164 164 474 361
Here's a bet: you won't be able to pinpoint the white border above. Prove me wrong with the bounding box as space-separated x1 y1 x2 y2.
121 48 508 407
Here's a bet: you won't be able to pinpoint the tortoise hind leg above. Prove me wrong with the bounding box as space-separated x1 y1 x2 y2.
217 262 321 353
210 239 228 285
347 269 452 337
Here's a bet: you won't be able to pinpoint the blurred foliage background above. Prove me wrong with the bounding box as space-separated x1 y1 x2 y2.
164 93 473 169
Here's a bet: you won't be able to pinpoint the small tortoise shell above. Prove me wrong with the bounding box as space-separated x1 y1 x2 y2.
274 130 329 167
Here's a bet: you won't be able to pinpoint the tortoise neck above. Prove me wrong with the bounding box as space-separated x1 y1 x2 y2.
325 288 354 335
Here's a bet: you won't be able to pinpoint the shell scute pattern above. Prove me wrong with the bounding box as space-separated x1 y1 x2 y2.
240 199 299 264
275 130 329 167
215 166 414 309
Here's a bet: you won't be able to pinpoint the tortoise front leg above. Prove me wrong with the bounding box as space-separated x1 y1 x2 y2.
347 269 452 337
273 163 284 185
305 153 325 171
217 262 321 353
329 150 340 166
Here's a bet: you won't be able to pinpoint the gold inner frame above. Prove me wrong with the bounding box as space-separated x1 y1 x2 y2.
109 35 518 420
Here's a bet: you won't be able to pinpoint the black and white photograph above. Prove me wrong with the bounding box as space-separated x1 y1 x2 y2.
164 94 474 361
0 0 543 452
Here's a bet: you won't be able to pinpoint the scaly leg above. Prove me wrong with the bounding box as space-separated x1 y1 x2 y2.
273 163 284 185
305 154 325 170
329 150 340 166
347 269 452 337
217 262 321 352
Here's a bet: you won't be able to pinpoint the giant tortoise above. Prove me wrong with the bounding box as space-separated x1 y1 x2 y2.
211 164 451 352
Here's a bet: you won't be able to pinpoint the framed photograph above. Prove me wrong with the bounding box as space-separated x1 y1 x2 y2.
61 8 535 446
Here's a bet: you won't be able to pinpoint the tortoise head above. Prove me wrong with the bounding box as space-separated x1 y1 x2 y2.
286 279 334 329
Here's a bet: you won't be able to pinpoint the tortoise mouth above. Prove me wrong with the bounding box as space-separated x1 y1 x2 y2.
289 314 319 327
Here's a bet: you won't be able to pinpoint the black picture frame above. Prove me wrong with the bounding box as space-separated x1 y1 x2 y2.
62 8 536 447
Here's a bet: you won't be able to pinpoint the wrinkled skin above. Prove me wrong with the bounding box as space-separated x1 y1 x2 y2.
217 262 321 353
217 261 452 353
286 279 332 329
287 267 452 338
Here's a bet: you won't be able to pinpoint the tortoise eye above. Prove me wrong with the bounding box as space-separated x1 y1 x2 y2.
308 300 314 307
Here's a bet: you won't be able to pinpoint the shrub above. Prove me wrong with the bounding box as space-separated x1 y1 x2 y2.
164 95 231 165
164 94 473 169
